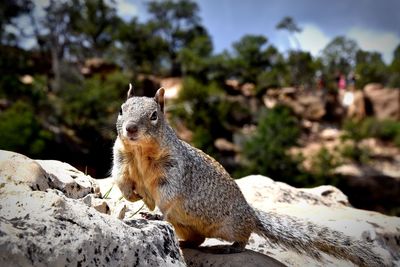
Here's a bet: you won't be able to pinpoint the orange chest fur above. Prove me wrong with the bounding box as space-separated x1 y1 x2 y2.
122 138 168 207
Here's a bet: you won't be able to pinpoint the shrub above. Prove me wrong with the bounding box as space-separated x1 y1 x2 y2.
343 117 400 148
376 119 400 147
340 143 371 164
60 71 130 131
238 105 304 185
171 77 227 155
177 76 222 102
312 147 342 174
0 100 53 156
307 146 342 186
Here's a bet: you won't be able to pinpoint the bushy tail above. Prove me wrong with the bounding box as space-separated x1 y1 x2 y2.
253 208 387 267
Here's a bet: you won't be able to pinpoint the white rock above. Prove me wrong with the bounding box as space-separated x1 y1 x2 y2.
236 175 350 207
36 159 100 199
0 150 51 192
0 189 184 266
320 128 342 141
0 150 185 266
236 175 399 267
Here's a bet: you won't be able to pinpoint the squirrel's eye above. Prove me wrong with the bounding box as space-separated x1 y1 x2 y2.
150 111 158 121
119 107 123 115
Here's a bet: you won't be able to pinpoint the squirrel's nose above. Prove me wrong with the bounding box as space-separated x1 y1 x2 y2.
126 124 138 135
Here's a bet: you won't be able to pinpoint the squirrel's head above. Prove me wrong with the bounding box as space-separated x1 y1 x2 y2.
116 84 166 143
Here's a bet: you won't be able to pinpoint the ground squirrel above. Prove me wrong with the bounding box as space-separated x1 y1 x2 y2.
112 84 386 266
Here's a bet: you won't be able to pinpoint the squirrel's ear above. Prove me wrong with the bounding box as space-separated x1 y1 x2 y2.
127 83 134 99
154 87 165 113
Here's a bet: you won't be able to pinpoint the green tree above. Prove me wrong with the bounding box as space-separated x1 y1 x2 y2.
201 50 228 80
0 0 33 45
0 101 53 156
117 18 168 75
276 16 302 50
35 0 77 91
147 0 203 76
229 35 273 85
55 71 132 175
388 44 400 87
240 106 304 185
0 0 35 99
322 36 359 78
355 50 387 88
255 46 287 93
173 77 226 155
60 71 128 130
285 50 317 88
170 76 252 168
178 28 213 81
308 147 341 186
69 0 121 58
30 0 120 90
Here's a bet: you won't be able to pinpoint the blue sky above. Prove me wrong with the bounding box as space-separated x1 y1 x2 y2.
116 0 400 63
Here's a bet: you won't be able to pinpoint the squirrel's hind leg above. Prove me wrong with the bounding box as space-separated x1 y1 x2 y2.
173 224 206 248
194 241 247 254
179 237 206 249
228 241 247 253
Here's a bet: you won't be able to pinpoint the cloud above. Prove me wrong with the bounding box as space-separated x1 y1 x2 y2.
347 27 400 64
296 24 331 57
292 24 400 63
117 0 138 20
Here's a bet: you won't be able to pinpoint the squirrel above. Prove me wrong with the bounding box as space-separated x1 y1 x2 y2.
112 84 386 267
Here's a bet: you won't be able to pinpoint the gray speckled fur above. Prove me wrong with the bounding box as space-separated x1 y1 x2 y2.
113 91 386 267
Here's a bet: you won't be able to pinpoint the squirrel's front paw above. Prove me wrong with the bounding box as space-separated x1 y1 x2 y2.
140 212 163 220
127 191 142 202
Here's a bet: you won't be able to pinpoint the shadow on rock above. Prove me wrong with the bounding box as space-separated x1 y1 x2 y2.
182 246 286 267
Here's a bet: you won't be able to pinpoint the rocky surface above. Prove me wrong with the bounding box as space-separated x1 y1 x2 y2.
1 150 400 267
363 83 400 120
234 176 400 266
264 88 326 121
334 163 400 214
292 123 400 215
0 150 185 267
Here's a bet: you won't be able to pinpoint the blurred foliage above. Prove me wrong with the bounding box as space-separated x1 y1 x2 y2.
178 34 213 81
147 0 203 76
117 18 168 74
0 0 33 44
0 101 53 156
340 117 400 165
388 44 400 88
322 36 359 76
355 50 387 88
276 16 301 33
308 147 342 186
230 35 271 84
69 0 121 58
340 144 371 164
285 51 319 89
171 77 229 156
343 118 400 148
276 16 301 50
238 106 305 185
60 71 128 130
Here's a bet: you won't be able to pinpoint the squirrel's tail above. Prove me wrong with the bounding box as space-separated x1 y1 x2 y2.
253 208 387 267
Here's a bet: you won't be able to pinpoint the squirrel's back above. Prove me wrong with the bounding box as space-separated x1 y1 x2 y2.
159 126 258 242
